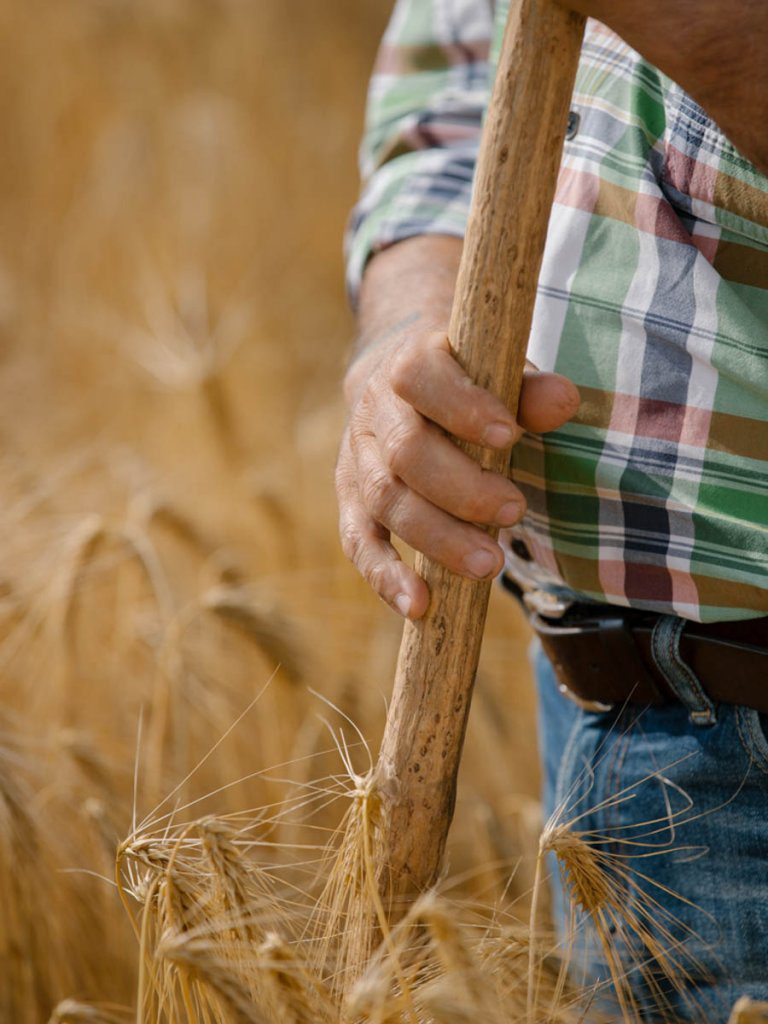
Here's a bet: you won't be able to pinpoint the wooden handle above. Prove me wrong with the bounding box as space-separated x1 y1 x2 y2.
374 0 586 909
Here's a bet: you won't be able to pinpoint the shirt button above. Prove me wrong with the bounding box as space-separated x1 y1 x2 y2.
566 110 580 140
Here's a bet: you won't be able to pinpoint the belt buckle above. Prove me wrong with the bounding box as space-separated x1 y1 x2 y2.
557 681 615 714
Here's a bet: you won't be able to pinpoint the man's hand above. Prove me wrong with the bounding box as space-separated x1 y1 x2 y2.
336 236 579 620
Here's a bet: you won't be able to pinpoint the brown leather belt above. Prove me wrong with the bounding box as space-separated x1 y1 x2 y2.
501 574 768 716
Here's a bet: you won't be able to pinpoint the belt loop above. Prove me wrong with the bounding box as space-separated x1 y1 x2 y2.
651 616 717 725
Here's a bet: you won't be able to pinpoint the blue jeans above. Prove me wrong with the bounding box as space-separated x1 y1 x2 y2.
534 624 768 1023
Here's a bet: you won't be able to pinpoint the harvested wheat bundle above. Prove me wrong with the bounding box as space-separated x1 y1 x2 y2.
106 692 701 1024
156 931 272 1024
116 806 333 1022
106 654 753 1024
116 814 581 1023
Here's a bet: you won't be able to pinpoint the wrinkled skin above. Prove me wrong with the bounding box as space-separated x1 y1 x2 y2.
336 237 579 620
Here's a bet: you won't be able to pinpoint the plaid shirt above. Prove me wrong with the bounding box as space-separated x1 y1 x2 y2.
346 0 768 623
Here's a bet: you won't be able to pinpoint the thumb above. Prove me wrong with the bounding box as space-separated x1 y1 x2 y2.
517 368 580 433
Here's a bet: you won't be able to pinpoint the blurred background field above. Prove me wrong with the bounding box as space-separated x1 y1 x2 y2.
0 0 539 1016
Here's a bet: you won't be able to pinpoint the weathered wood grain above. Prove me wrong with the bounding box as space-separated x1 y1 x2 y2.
374 0 586 910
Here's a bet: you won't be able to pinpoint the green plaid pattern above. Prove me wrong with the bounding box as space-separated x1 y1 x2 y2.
346 1 768 622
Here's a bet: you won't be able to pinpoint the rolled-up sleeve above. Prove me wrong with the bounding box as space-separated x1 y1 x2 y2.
345 0 494 306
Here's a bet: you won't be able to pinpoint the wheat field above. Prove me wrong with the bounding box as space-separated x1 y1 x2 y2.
3 4 766 1023
0 1 549 1018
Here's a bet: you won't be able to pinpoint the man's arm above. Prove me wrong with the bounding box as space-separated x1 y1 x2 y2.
336 236 579 619
344 236 460 404
566 0 768 173
338 0 768 618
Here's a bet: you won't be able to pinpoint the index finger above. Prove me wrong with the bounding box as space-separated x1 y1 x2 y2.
390 331 522 449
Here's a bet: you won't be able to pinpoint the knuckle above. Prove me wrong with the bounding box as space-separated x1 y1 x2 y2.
360 466 400 520
339 519 363 564
381 419 421 475
363 382 383 414
351 386 376 427
389 346 419 397
366 560 389 597
334 447 353 489
346 423 363 456
347 413 375 457
339 522 390 598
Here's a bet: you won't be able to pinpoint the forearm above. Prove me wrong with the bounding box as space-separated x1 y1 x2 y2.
345 236 463 405
566 0 768 173
337 229 578 618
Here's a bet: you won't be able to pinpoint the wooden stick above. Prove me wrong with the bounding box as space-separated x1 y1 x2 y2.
373 0 586 910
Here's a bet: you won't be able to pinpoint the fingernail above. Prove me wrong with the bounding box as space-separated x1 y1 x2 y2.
483 422 515 448
394 593 412 617
497 501 522 526
463 548 499 579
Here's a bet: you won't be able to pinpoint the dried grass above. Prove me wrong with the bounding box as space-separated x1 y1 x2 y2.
527 754 718 1024
107 702 639 1024
47 1001 132 1024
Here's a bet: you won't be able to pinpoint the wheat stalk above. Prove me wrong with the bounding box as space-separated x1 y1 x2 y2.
47 1001 132 1024
528 755 715 1024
